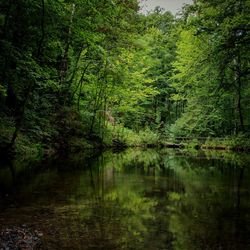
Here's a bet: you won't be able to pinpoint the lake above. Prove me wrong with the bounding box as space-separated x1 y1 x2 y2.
1 148 250 249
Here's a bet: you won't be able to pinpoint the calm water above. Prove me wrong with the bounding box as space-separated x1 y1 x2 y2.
1 149 250 250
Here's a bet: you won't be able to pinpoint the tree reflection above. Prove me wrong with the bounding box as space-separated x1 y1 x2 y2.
166 156 250 250
1 149 250 249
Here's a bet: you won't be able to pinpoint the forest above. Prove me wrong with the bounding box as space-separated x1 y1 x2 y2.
1 1 250 249
0 0 250 157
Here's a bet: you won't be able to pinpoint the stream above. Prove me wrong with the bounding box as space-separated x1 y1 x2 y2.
1 148 250 249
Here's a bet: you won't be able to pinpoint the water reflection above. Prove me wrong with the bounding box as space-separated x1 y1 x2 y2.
0 149 250 249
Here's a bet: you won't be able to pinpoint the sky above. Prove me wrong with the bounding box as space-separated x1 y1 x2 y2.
139 0 193 14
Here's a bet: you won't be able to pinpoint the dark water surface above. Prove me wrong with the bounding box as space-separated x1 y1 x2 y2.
1 149 250 250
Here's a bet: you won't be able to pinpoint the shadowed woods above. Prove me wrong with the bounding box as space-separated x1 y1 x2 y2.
0 0 249 158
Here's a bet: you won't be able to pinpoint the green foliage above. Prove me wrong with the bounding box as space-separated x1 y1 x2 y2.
15 134 43 160
0 0 249 155
101 123 160 147
0 115 15 147
204 135 250 150
137 128 160 146
169 0 250 137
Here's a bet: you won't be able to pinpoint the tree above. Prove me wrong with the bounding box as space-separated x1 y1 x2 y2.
170 0 250 136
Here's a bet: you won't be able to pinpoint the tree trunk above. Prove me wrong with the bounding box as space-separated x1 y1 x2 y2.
237 75 244 132
59 3 75 84
37 0 45 59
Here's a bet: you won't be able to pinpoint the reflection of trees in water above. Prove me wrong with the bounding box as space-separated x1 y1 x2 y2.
166 156 250 250
0 157 15 189
82 149 186 249
81 158 157 249
0 158 15 205
1 149 250 249
86 148 250 250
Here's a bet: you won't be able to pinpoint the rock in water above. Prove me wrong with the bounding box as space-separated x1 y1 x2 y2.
0 226 42 250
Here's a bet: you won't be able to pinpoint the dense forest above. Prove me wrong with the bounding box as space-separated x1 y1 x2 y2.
0 0 250 156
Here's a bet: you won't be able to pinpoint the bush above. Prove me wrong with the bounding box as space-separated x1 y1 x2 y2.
102 124 159 147
137 128 159 146
15 133 43 160
204 135 250 150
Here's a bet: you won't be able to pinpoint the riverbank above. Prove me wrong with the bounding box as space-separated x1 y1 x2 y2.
183 136 250 153
1 122 250 162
